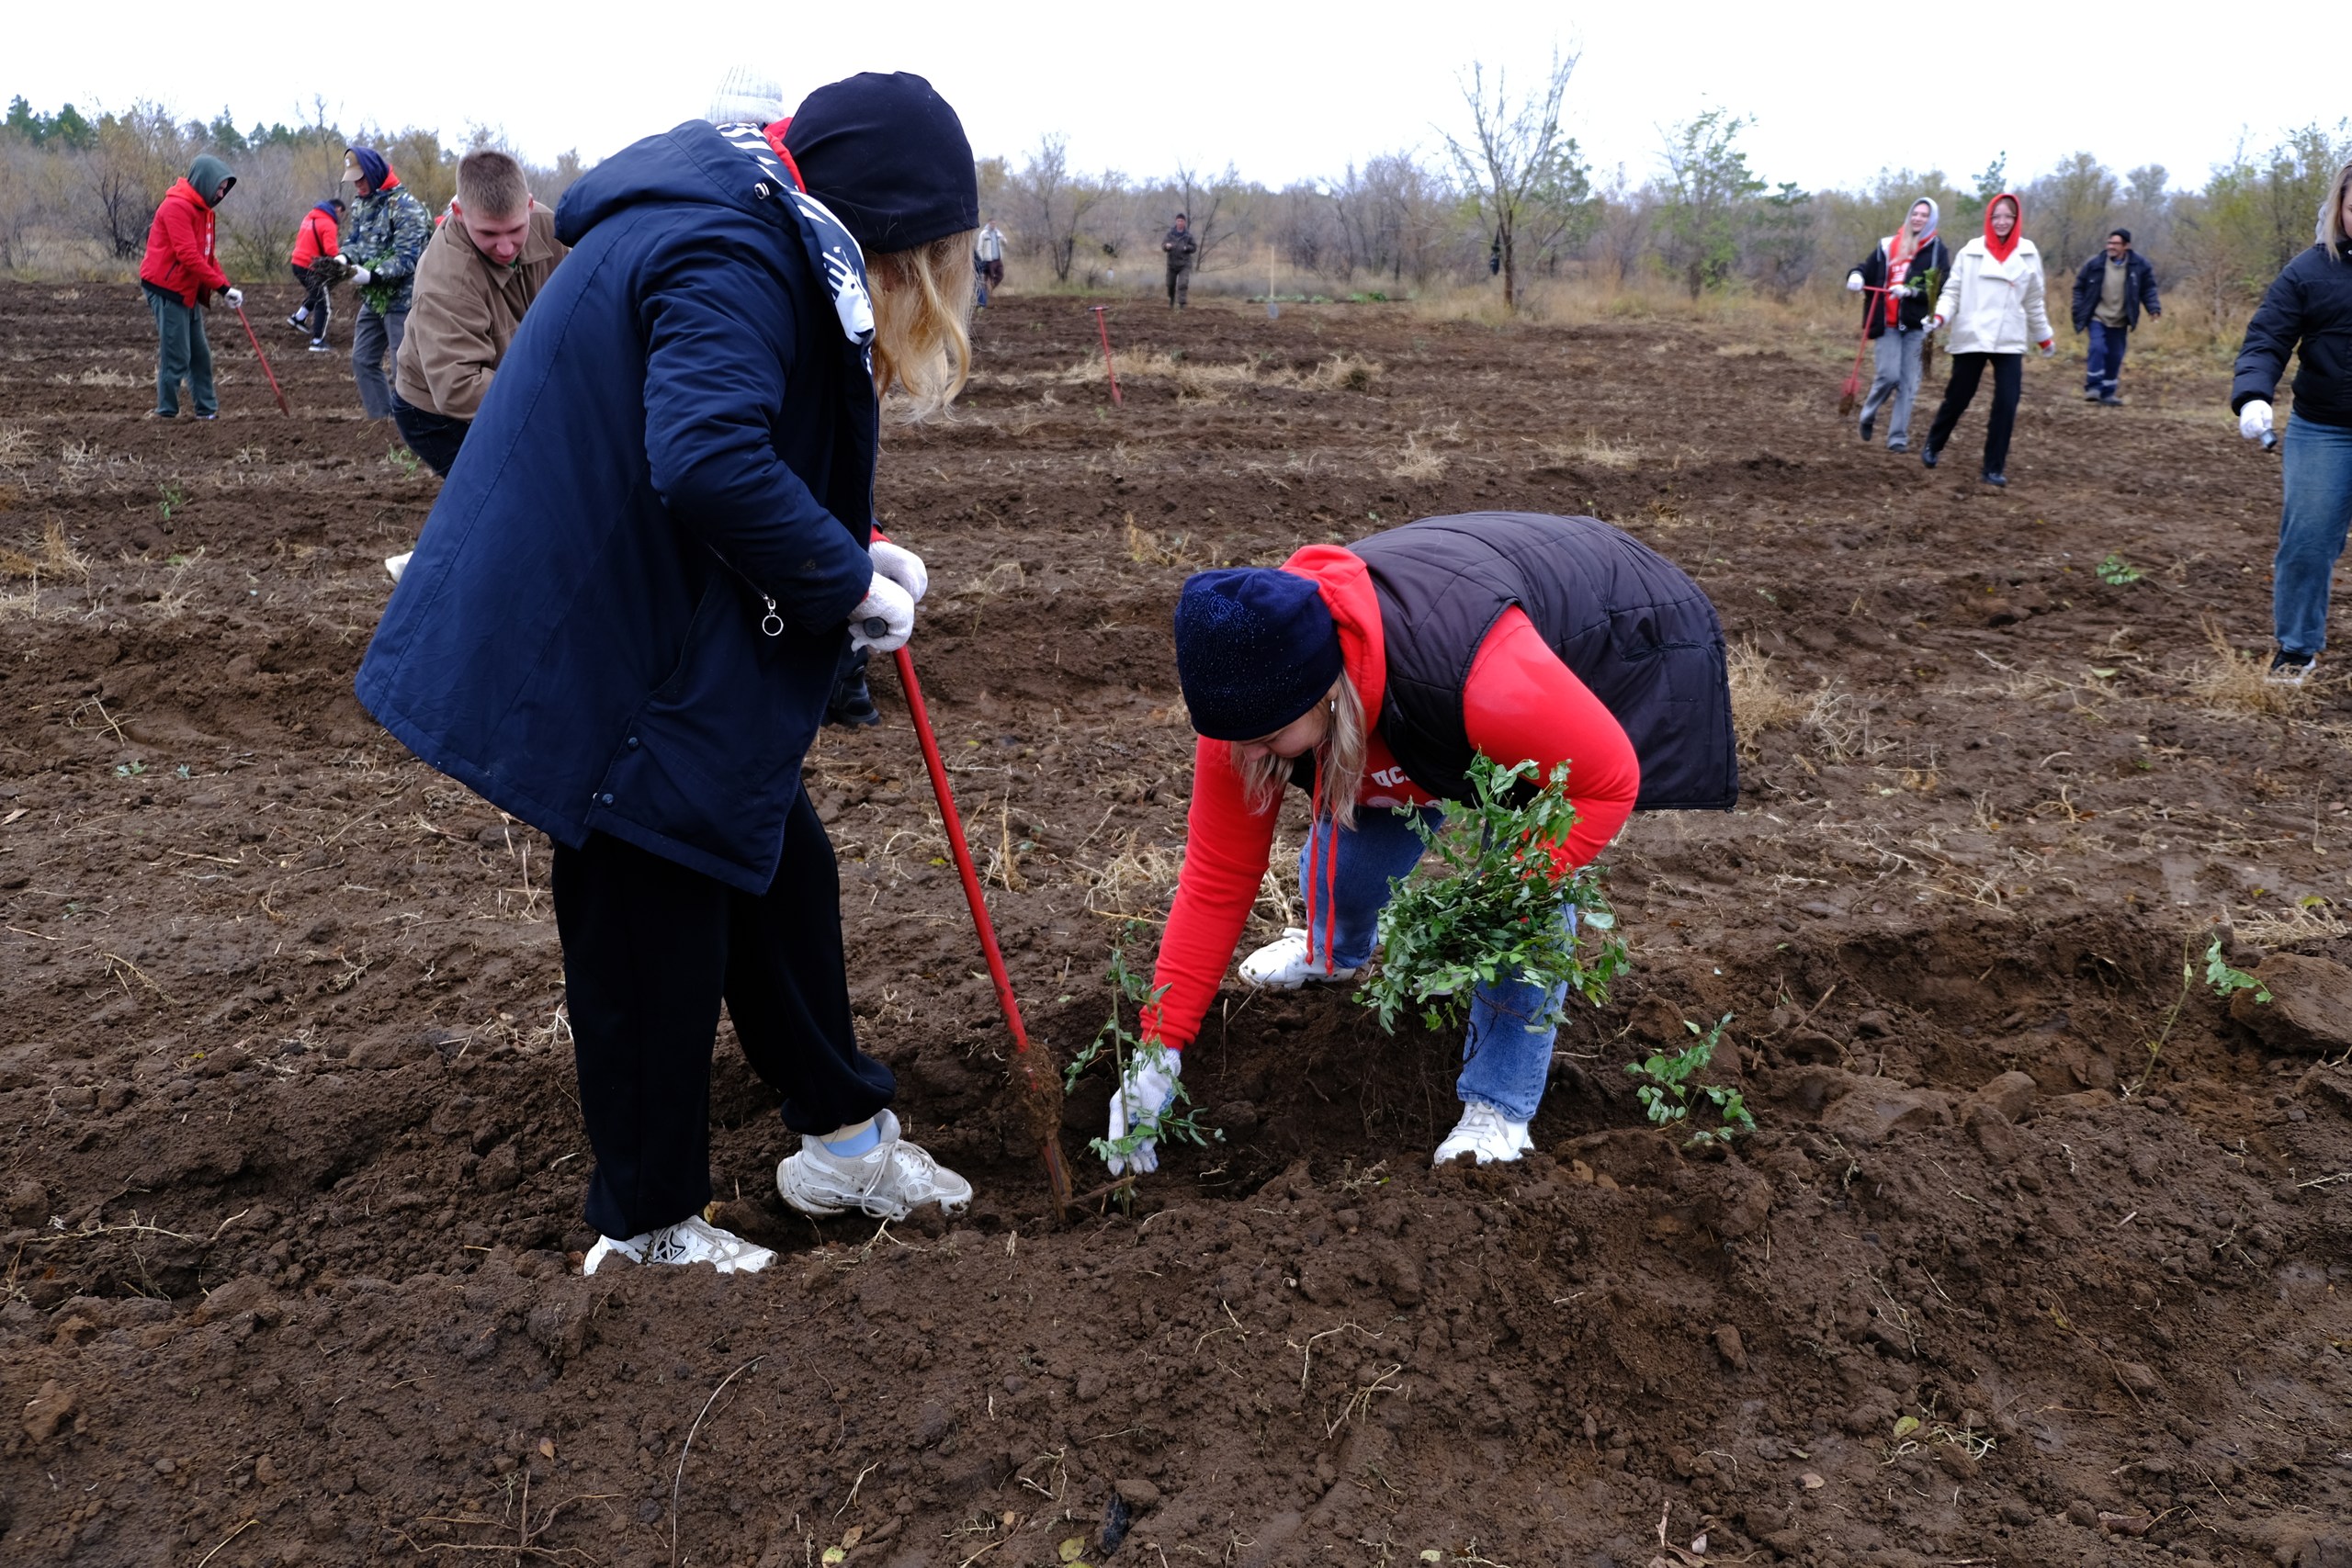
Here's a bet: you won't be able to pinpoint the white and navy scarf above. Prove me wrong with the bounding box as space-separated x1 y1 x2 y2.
713 123 876 360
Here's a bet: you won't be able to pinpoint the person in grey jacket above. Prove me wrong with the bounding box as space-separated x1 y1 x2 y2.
1162 212 1197 309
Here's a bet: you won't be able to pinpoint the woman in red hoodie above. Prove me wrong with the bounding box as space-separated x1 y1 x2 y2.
1110 512 1736 1170
137 153 243 420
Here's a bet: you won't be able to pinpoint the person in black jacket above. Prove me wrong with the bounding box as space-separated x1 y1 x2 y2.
2072 230 2161 405
2233 158 2352 686
1845 197 1951 452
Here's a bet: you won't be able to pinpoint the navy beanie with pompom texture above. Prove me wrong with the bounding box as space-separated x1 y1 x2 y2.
784 73 978 254
1173 570 1344 741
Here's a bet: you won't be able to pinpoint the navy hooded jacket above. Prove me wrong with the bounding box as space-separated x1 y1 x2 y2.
354 120 878 893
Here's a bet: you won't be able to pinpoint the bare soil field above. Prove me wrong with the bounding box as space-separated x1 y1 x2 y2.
2 280 2349 1568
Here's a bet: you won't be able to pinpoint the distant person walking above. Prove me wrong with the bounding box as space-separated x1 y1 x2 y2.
2233 157 2352 686
286 196 344 351
339 145 432 421
390 150 568 479
2071 228 2161 405
975 218 1005 305
1922 193 2054 488
1163 212 1197 309
1844 197 1951 452
136 153 243 421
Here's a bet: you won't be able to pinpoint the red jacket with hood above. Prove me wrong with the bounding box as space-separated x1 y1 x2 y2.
1142 543 1641 1051
139 178 232 307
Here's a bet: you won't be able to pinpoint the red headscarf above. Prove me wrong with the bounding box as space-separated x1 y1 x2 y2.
1984 193 2022 264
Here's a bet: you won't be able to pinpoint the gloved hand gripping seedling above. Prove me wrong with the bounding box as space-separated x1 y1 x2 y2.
1065 939 1221 1179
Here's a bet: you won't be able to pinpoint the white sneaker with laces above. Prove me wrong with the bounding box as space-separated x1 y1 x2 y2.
778 1109 973 1220
1238 928 1361 989
582 1215 775 1276
384 551 413 583
1432 1100 1533 1166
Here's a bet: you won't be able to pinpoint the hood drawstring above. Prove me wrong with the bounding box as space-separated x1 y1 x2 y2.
1305 749 1341 974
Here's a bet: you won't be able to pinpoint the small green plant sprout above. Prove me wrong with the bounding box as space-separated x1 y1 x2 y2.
385 445 421 477
1359 754 1628 1033
2096 552 2143 585
113 759 146 778
2202 936 2268 1004
156 483 184 520
1061 935 1221 1174
174 764 191 780
1627 1012 1758 1147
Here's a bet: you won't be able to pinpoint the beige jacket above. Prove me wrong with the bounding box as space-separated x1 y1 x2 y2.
394 203 566 419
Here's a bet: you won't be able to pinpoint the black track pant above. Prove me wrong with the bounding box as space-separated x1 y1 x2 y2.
289 264 330 341
1926 351 2023 475
551 792 894 1239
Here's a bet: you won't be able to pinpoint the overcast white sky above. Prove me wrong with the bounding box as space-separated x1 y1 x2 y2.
11 1 2344 195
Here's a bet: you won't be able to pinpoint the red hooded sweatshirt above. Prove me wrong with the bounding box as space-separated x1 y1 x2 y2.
1983 192 2022 265
1142 544 1642 1051
139 178 232 307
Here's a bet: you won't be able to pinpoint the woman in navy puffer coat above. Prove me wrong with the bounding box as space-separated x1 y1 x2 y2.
356 73 983 1274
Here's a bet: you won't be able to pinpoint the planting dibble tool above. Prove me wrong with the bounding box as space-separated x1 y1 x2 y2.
888 642 1073 1213
232 302 292 416
1090 305 1124 405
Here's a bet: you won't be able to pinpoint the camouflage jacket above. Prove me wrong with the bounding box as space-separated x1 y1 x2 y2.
345 182 433 315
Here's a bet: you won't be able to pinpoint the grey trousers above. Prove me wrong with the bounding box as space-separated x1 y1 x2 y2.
1859 326 1925 446
352 307 408 420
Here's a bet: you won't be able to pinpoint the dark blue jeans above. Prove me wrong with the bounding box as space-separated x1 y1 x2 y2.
144 285 215 417
2273 417 2352 656
390 392 469 479
2085 321 2129 397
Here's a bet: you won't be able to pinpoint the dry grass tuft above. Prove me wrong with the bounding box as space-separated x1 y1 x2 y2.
3 518 91 582
1727 639 1806 754
1388 430 1449 482
0 426 35 468
1125 513 1195 568
1305 354 1384 392
1086 840 1184 919
1533 433 1641 470
2189 615 2303 716
2231 900 2349 948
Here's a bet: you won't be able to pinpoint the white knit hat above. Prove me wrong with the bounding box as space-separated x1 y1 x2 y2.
707 66 785 129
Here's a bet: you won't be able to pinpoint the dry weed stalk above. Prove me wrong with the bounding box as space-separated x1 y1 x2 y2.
1304 354 1384 392
1123 513 1193 568
2230 901 2348 948
1388 431 1448 482
2190 615 2303 716
1086 840 1183 919
1726 639 1805 754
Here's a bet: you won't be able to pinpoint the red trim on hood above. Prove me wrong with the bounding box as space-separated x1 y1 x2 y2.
763 119 808 194
1984 192 2022 264
1278 543 1385 721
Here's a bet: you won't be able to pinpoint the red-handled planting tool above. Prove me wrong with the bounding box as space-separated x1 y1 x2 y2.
1090 305 1123 406
232 303 291 416
889 644 1072 1213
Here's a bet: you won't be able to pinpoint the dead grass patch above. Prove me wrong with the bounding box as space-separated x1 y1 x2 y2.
1727 638 1806 754
2 518 89 581
1533 433 1641 470
2231 901 2349 948
2189 615 2303 716
1086 840 1183 919
1388 431 1449 482
1304 354 1384 392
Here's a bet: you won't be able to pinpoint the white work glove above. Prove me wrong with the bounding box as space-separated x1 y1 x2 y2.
1891 284 1917 299
1927 314 1945 331
848 572 915 654
349 265 373 286
1844 272 1864 294
221 287 243 310
2240 400 2275 442
2039 340 2057 359
868 538 928 603
1106 1048 1182 1176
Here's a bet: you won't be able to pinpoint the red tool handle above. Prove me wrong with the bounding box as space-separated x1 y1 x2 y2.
1091 305 1123 406
232 303 291 416
890 645 1072 1209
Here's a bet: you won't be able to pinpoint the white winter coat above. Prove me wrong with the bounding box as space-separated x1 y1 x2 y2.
1933 236 2052 355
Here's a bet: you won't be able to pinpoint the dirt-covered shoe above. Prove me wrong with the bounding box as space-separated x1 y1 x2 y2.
582 1215 775 1276
1238 929 1361 989
778 1110 972 1221
1432 1100 1532 1166
2268 649 2318 686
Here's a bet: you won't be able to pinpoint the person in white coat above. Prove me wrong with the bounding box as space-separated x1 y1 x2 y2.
1921 193 2054 488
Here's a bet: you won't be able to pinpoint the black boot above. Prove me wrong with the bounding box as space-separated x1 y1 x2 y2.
825 646 882 728
1981 470 2007 488
1920 444 1939 469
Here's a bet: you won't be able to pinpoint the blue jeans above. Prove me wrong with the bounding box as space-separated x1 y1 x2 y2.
2274 416 2352 656
1859 327 1924 446
352 307 407 419
1298 807 1565 1122
2086 321 2128 397
145 286 215 417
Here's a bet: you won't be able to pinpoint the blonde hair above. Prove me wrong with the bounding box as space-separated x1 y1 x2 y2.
2321 159 2352 264
1229 677 1369 830
868 228 978 419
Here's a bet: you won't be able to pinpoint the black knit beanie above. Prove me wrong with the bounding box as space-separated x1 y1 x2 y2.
1173 570 1345 742
783 73 978 254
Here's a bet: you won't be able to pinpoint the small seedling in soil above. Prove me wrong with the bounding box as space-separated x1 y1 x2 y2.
1627 1013 1757 1147
156 483 184 520
385 445 421 478
1062 935 1220 1175
2202 937 2268 1003
113 759 146 778
2096 552 2143 585
1360 755 1627 1033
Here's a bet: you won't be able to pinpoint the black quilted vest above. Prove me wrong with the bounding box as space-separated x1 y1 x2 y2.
1344 513 1737 812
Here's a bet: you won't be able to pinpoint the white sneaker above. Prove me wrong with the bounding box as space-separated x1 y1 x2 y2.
1239 928 1361 989
582 1215 775 1276
384 551 413 583
1432 1100 1532 1166
777 1109 973 1221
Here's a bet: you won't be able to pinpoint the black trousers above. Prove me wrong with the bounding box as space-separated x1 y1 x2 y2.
1926 351 2023 474
390 392 470 479
289 265 331 341
551 793 894 1239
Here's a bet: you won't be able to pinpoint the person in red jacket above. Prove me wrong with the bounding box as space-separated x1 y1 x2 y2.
287 197 344 351
137 153 243 419
1112 513 1736 1171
